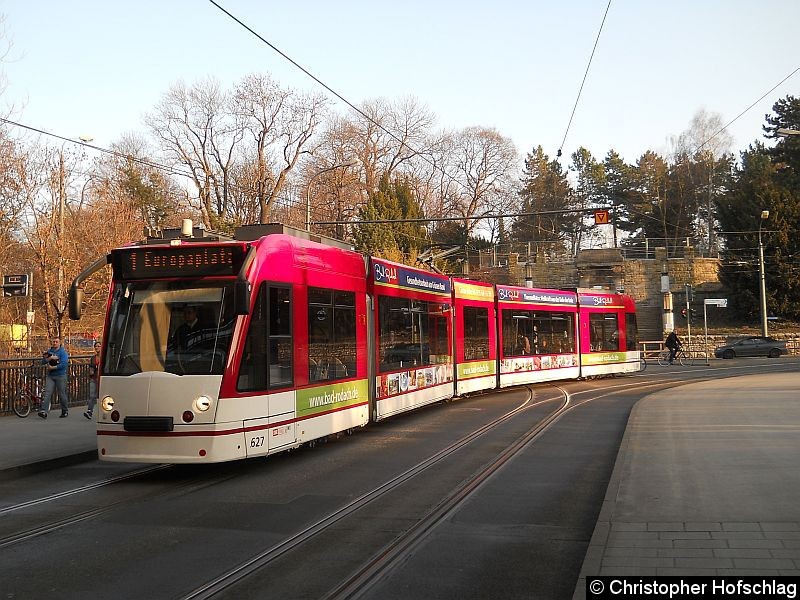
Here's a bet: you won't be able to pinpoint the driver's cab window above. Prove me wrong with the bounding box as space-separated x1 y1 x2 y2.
103 282 233 376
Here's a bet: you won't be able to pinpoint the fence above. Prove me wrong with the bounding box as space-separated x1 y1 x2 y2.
641 334 800 364
0 355 93 416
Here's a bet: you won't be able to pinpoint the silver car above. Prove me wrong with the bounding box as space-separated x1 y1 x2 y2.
714 336 788 359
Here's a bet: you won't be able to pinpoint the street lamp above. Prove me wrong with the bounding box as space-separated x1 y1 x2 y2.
305 160 357 232
758 210 769 337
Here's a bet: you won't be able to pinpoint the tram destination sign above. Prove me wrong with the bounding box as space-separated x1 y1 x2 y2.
111 245 247 280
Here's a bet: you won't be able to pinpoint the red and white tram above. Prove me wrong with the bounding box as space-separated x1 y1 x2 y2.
69 225 640 464
577 290 640 378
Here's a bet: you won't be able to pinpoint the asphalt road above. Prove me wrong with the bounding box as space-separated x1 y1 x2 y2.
2 358 798 600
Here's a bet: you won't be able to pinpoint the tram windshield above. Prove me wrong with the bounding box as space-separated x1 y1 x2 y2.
103 280 236 376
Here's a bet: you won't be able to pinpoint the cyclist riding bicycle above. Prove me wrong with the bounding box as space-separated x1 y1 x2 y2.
665 330 682 365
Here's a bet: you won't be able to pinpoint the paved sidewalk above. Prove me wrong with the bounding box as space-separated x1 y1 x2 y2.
0 409 97 478
574 371 800 597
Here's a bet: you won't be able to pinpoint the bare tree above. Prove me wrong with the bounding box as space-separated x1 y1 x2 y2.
232 73 327 223
670 108 734 252
88 133 186 231
331 97 437 196
146 77 240 230
441 126 519 237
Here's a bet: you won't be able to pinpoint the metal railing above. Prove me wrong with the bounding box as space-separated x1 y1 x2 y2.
639 340 665 361
0 356 93 416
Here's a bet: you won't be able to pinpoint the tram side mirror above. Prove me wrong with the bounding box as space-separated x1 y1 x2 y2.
234 280 251 315
69 287 84 321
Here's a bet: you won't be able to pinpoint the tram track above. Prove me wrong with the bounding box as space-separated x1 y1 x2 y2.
0 464 169 516
0 464 243 550
177 386 565 600
322 378 689 600
0 386 547 564
176 377 682 600
177 362 799 600
2 361 795 600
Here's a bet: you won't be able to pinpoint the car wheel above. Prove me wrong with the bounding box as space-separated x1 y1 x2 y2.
768 348 781 358
722 349 735 359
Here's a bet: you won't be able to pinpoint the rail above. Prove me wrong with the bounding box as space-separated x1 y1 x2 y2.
639 340 665 361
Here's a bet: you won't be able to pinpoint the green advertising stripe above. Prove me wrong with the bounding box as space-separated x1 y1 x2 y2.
580 352 627 365
457 360 497 380
297 379 369 418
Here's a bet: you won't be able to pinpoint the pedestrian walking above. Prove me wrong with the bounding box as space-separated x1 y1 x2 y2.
38 336 70 419
84 341 101 420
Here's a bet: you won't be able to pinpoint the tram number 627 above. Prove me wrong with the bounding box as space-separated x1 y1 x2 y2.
250 436 265 448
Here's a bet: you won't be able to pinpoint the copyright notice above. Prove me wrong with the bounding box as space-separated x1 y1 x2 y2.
587 577 798 599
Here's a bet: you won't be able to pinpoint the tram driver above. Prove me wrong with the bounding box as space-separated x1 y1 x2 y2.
171 305 203 352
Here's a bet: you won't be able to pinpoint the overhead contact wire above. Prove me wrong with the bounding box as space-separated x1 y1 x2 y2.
557 0 612 159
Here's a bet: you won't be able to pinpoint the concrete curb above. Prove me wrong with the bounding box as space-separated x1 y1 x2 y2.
0 450 98 482
572 396 642 599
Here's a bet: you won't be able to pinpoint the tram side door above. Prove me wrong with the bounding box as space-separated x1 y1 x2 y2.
239 283 297 455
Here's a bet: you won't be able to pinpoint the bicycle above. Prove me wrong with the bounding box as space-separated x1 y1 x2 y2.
657 347 694 366
11 368 43 418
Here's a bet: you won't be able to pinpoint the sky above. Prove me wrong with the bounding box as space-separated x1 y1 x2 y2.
1 0 798 167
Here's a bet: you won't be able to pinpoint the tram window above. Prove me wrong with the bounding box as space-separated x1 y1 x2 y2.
308 287 356 383
238 284 293 392
378 297 448 372
268 287 293 388
502 310 534 356
626 313 639 351
502 310 575 356
589 313 619 351
546 313 575 354
429 304 449 359
463 306 489 360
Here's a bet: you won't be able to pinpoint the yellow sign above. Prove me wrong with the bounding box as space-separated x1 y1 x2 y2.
454 281 494 301
0 324 28 348
594 210 610 225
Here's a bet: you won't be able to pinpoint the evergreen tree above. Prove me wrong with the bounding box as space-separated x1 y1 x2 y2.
717 95 800 321
352 173 426 261
570 147 607 249
623 150 701 255
601 150 635 246
512 146 573 256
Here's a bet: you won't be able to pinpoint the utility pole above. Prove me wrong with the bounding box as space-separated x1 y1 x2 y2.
685 283 692 348
27 271 34 353
661 263 673 334
57 150 66 339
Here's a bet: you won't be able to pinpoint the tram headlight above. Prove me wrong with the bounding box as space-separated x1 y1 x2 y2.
101 396 115 411
194 395 212 412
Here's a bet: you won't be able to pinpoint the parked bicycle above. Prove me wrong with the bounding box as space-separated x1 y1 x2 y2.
11 367 43 418
657 348 694 366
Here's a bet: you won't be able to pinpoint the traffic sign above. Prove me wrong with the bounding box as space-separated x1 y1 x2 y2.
593 210 610 225
2 274 29 297
704 298 728 307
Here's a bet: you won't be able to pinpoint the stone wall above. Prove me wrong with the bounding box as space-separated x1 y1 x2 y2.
480 246 723 341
